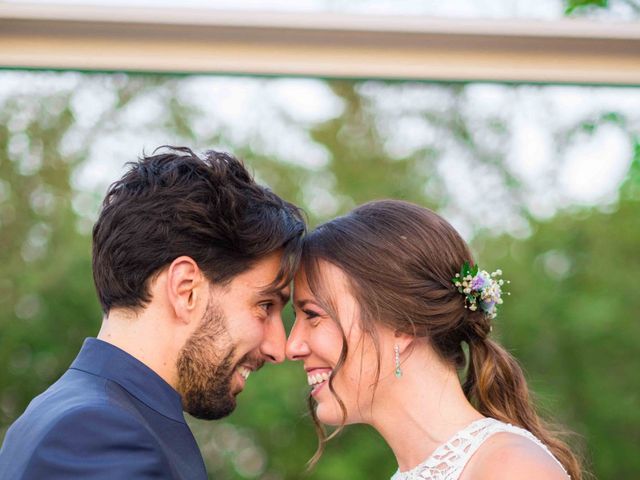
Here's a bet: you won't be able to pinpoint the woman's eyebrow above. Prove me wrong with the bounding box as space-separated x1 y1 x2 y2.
294 298 315 310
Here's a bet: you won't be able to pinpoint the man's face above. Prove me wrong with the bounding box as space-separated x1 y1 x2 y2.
176 251 290 420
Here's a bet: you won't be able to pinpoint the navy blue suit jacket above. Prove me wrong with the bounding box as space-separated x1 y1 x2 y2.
0 338 208 479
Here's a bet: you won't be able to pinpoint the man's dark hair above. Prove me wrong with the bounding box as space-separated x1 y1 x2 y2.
92 146 305 314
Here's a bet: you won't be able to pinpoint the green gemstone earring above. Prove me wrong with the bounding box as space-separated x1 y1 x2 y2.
394 344 402 378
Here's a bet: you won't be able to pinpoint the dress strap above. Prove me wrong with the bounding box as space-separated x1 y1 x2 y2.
464 419 569 477
390 417 569 480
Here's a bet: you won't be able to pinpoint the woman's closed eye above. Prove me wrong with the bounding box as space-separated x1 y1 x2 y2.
302 308 322 326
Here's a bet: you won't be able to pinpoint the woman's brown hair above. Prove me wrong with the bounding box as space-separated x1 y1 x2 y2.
301 199 582 478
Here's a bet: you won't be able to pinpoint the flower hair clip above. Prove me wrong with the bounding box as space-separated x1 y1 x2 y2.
452 262 510 320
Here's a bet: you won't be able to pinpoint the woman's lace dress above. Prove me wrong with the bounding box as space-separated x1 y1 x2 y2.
390 417 568 480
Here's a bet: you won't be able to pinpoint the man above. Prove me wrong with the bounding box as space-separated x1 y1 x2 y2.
0 146 305 479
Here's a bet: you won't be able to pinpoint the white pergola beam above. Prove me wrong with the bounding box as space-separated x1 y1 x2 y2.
1 3 639 85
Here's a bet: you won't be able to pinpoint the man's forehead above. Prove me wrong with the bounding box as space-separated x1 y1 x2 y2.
235 265 291 300
232 252 283 282
211 272 291 303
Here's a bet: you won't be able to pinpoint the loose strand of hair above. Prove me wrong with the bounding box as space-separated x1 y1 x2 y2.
306 328 349 470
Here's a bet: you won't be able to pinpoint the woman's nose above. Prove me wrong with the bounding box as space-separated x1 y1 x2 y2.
286 322 311 361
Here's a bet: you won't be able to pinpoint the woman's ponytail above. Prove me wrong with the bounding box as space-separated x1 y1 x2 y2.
464 337 583 480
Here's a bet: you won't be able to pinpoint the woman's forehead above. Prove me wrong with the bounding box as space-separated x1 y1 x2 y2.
293 261 349 295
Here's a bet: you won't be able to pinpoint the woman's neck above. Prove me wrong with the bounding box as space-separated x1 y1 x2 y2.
368 350 484 472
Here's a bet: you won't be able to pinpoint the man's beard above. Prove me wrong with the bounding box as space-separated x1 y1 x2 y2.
176 304 238 420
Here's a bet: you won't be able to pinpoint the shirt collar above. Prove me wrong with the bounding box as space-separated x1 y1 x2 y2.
70 337 185 423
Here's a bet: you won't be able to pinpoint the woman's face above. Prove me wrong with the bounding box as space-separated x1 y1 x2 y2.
286 261 396 426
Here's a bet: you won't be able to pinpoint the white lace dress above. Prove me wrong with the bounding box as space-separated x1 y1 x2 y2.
390 417 569 480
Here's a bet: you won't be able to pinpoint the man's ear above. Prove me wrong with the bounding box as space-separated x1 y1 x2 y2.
166 256 204 324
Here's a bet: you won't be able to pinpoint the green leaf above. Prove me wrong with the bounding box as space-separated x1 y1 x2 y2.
564 0 608 14
460 261 470 277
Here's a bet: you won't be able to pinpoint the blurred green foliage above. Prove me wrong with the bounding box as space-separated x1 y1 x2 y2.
482 187 640 477
564 0 640 16
0 71 638 480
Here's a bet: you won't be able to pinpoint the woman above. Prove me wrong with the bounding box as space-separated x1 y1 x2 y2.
286 200 582 479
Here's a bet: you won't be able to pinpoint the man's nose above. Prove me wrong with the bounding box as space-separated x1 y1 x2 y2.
260 318 286 364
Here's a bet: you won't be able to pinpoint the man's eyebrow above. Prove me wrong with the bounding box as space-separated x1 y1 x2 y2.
258 287 291 305
276 289 290 305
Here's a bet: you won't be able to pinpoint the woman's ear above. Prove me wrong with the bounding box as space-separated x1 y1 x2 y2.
393 330 414 355
165 256 204 324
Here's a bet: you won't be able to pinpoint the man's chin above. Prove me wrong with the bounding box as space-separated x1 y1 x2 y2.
187 400 236 421
183 390 237 420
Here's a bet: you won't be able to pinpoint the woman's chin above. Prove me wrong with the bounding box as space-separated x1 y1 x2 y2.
316 404 349 426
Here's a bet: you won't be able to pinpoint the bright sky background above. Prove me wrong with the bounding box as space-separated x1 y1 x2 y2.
2 0 639 237
4 0 640 20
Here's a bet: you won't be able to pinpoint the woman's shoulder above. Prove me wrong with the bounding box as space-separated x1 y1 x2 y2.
462 429 569 480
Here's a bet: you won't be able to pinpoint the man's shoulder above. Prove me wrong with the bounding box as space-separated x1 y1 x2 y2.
0 372 168 479
13 404 169 479
3 369 154 451
40 401 158 444
16 367 137 427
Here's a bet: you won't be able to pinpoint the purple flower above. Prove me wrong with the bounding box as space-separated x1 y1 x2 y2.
471 274 488 290
481 300 496 313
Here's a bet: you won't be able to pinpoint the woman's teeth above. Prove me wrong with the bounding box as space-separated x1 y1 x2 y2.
238 366 251 380
307 371 331 386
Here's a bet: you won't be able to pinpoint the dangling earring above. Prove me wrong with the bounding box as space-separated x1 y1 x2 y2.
394 344 402 378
